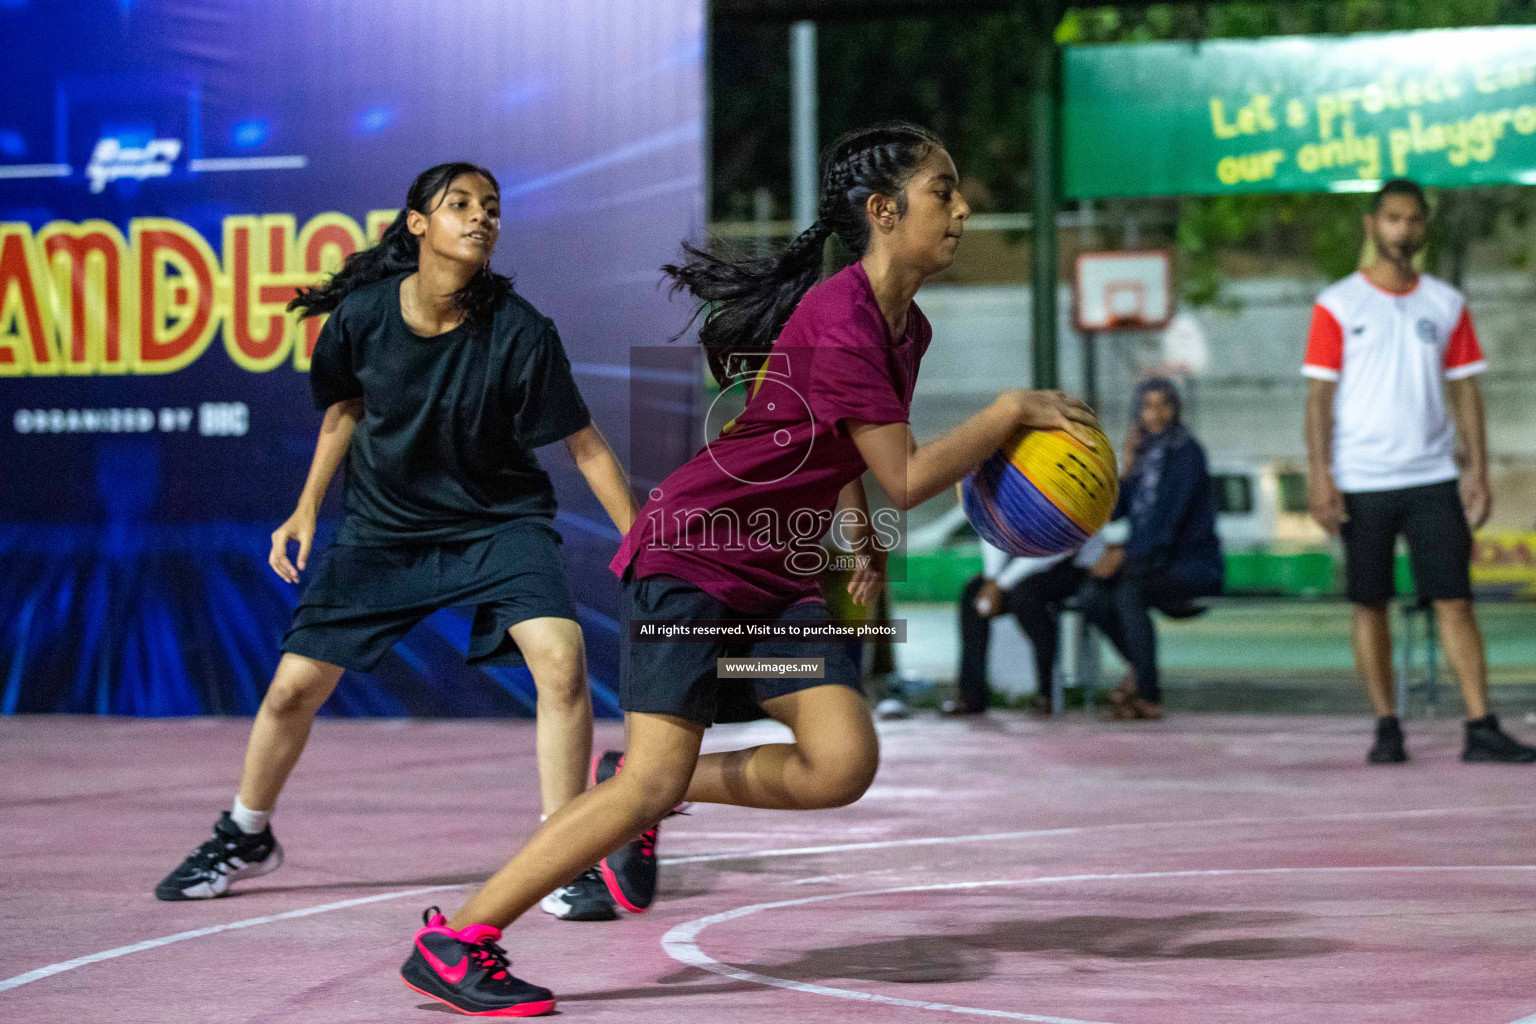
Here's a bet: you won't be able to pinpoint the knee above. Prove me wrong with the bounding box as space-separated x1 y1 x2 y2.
958 576 985 618
811 756 877 809
1111 582 1148 615
1352 601 1390 622
1078 587 1111 625
262 665 337 718
798 738 879 809
613 765 691 821
526 642 588 703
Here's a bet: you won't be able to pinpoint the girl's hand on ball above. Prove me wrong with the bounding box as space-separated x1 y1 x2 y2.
1006 390 1101 449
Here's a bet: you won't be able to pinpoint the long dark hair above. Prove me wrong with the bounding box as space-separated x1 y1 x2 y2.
289 162 513 324
664 121 944 384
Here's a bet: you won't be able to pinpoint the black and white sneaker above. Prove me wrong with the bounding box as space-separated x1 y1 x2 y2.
592 750 672 913
1463 715 1536 763
1367 716 1408 764
538 868 618 921
154 811 283 900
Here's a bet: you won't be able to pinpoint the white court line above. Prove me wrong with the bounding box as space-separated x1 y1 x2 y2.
7 805 1536 1007
659 802 1536 866
663 866 1536 1024
0 884 460 994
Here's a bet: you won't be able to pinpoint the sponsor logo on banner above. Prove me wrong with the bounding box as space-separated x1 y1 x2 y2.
0 211 397 377
86 138 183 194
1472 531 1536 598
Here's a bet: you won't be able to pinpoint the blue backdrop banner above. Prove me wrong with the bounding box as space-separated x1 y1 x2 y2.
0 0 704 716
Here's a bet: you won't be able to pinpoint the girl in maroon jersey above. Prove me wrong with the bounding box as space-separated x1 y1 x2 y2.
399 124 1099 1017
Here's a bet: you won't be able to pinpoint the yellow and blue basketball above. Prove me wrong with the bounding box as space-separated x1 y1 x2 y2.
961 425 1118 557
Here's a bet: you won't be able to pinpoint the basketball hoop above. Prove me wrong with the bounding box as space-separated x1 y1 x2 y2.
1073 251 1173 332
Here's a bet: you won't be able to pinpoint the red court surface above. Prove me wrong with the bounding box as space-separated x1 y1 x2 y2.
4 712 1536 1024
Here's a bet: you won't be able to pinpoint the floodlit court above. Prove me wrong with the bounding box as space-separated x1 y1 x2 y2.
5 713 1535 1024
9 2 1536 1023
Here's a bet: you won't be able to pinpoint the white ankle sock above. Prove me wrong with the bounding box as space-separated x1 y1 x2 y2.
230 796 271 834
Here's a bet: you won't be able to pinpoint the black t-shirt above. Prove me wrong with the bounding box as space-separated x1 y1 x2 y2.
309 274 591 546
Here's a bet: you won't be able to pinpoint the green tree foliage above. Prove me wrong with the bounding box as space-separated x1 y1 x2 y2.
1061 2 1536 299
713 1 1536 301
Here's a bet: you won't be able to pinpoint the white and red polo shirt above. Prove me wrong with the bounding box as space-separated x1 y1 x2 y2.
1302 271 1486 493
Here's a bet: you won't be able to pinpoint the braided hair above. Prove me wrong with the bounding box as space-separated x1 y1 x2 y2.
664 121 944 384
289 162 513 326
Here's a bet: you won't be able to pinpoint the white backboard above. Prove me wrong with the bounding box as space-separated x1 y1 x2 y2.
1073 250 1173 331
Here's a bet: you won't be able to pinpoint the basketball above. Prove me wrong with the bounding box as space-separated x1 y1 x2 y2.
961 425 1119 557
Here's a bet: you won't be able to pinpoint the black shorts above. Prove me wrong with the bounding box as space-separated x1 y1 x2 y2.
282 519 579 672
623 573 864 726
1340 479 1473 606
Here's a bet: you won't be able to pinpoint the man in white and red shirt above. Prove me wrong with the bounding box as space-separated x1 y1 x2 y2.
1303 178 1534 765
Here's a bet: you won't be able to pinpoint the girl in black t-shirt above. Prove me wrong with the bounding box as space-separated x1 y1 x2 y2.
153 164 637 933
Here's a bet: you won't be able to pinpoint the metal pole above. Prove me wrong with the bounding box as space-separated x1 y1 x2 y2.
790 20 819 232
1029 6 1062 389
1082 330 1098 411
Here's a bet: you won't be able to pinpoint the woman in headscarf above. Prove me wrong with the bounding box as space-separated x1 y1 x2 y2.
1080 376 1223 720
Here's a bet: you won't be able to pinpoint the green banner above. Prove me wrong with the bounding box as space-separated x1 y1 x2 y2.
1062 27 1536 198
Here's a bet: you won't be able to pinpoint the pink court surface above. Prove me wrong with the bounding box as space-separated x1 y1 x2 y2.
4 712 1536 1024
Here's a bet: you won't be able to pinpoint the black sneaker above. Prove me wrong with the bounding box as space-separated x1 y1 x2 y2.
401 907 555 1017
538 868 618 921
592 750 660 913
155 811 283 900
1463 715 1536 763
1367 717 1408 764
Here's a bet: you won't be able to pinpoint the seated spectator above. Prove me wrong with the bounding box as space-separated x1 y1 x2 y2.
1080 377 1224 721
951 533 1107 716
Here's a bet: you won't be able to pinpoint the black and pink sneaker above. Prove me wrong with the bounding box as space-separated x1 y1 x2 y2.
400 907 554 1017
592 750 668 913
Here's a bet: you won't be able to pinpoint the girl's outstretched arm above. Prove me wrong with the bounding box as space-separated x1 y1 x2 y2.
850 389 1098 512
564 423 637 535
271 397 362 583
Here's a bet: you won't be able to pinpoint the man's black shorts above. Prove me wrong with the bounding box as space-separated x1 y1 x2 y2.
622 573 864 726
1339 479 1473 606
282 518 579 672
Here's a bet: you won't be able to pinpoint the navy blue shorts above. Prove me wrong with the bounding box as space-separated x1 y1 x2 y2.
622 573 864 726
282 519 578 672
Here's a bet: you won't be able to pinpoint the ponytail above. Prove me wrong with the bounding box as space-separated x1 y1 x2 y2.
289 161 512 326
664 121 943 385
663 220 832 385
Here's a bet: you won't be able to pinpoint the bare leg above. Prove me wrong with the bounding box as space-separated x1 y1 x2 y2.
1350 603 1395 718
448 687 880 930
684 685 879 810
449 712 702 930
237 654 345 812
1432 598 1489 720
507 617 592 817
